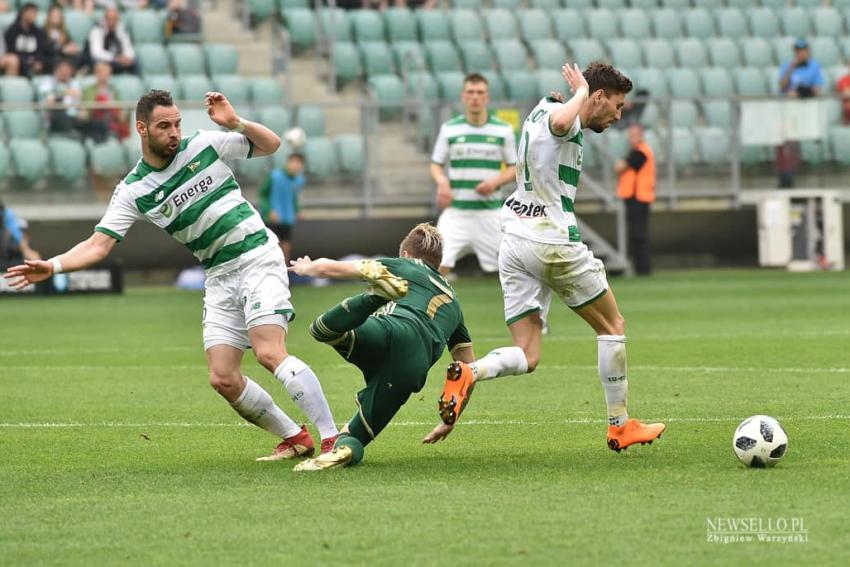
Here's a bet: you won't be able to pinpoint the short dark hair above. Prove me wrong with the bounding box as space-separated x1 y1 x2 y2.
21 2 38 11
136 90 174 124
585 62 633 97
463 72 488 86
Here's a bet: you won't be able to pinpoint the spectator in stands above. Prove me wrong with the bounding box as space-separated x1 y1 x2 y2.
39 58 110 142
165 0 201 41
0 30 20 76
776 39 824 188
0 200 40 263
45 5 82 68
837 67 850 125
4 3 51 77
260 153 306 262
95 0 149 9
615 124 656 276
88 5 138 75
82 61 129 140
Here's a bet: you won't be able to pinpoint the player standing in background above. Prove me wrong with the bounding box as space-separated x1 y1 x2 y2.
430 73 517 276
287 224 475 471
426 63 666 453
4 90 341 461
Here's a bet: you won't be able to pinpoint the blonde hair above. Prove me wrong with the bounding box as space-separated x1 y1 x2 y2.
399 223 443 268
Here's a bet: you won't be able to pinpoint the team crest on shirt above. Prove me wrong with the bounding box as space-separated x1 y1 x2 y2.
188 160 201 173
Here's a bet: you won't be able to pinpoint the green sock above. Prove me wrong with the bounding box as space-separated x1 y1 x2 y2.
334 433 365 466
310 294 387 342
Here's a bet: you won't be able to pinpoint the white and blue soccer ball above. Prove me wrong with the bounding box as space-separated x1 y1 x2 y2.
284 127 307 149
732 415 788 468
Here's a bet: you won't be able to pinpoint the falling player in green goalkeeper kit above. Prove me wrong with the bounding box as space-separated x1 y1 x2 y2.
287 223 475 471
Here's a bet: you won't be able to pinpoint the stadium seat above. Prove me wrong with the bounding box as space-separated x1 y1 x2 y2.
827 66 848 94
0 77 33 102
384 8 417 42
568 39 606 66
0 142 9 178
360 42 396 76
670 100 698 128
484 9 518 40
392 41 425 74
671 128 696 166
178 75 213 101
280 0 309 7
320 9 352 42
236 155 272 185
829 127 850 165
10 139 48 182
335 134 366 176
169 44 205 76
493 40 529 72
64 10 94 45
504 70 539 102
302 137 338 180
403 71 439 101
351 9 385 42
436 71 465 101
794 0 821 8
810 38 841 68
453 0 482 8
703 101 731 128
48 137 87 184
587 9 617 41
137 44 171 76
205 44 239 76
601 128 628 160
530 40 567 71
701 67 733 97
716 9 747 40
741 38 774 68
247 0 276 23
780 8 810 39
4 111 41 139
634 67 667 97
643 129 665 163
824 98 841 124
179 109 213 134
129 10 164 44
331 42 362 83
696 127 728 165
675 38 707 68
800 139 830 165
553 10 585 43
684 9 715 40
425 41 461 73
529 0 559 8
416 10 450 41
213 75 250 104
772 36 796 67
660 0 688 8
618 9 651 41
535 69 563 98
450 10 483 43
123 137 141 169
734 67 768 96
812 8 842 37
598 0 627 8
282 8 317 51
642 39 674 69
144 74 179 98
608 39 641 69
667 67 700 98
296 105 325 137
707 38 740 69
764 66 781 96
458 41 494 73
748 8 779 39
630 0 657 8
519 10 552 42
652 9 682 40
368 75 404 119
562 0 592 7
839 38 850 67
480 70 507 100
258 106 292 135
251 78 283 106
111 75 145 102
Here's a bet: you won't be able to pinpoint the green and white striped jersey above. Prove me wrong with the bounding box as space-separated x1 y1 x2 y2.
501 97 584 245
95 129 277 277
431 114 517 210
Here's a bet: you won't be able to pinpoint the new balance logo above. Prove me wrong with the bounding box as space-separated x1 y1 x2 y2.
155 190 165 202
188 160 201 173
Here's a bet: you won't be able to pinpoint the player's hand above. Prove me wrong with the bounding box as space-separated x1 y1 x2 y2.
475 178 498 196
204 91 240 130
288 256 315 276
436 185 452 209
422 422 454 444
268 211 281 224
3 260 54 290
549 91 565 103
561 63 589 95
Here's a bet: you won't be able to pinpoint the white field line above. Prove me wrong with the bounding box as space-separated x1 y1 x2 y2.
1 415 849 429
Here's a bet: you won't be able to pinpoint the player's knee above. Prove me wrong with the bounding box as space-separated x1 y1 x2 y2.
253 346 284 373
610 313 626 336
209 368 241 395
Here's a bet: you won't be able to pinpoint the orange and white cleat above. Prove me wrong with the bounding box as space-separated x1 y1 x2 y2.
256 425 315 461
320 435 339 455
607 419 666 453
439 361 475 425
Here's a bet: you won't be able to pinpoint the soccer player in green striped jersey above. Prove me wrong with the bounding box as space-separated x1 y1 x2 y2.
4 90 341 461
430 73 517 276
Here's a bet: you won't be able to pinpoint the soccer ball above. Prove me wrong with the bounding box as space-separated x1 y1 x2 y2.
732 415 788 468
283 127 307 149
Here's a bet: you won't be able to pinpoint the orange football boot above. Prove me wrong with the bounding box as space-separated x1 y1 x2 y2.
438 361 476 425
607 419 666 452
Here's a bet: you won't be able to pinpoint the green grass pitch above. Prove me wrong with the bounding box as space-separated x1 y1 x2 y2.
1 269 849 565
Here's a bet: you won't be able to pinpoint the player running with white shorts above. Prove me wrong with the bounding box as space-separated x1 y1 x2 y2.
425 63 666 453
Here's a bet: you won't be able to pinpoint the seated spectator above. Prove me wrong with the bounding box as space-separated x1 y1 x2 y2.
779 39 823 98
837 67 850 125
0 31 20 76
4 3 51 76
1 200 40 263
88 6 138 75
165 0 201 40
39 58 110 142
45 5 82 67
82 61 129 139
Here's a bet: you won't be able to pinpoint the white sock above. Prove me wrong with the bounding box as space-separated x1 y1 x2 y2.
470 346 529 381
230 376 301 439
598 335 628 427
275 356 339 440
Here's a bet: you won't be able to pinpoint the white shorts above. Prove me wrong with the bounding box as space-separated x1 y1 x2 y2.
202 245 294 351
436 207 502 272
499 233 609 325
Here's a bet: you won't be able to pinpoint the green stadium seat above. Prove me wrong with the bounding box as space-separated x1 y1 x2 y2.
236 155 272 185
384 8 417 42
5 111 41 138
484 9 518 40
827 66 848 93
436 71 465 101
563 0 592 7
716 9 747 40
630 0 657 8
453 0 482 8
640 104 660 129
652 9 682 40
642 38 674 69
587 9 617 41
530 40 567 71
670 101 698 128
426 41 461 73
519 10 553 41
359 41 395 76
684 9 715 40
759 0 785 7
598 0 627 8
618 9 651 40
824 98 842 124
1 77 33 102
48 137 87 184
671 129 696 166
321 9 352 42
800 139 830 165
696 127 728 165
703 101 730 128
734 67 768 96
748 8 779 39
660 0 688 8
280 0 309 8
251 78 283 106
634 67 667 97
64 10 94 45
10 139 48 182
772 36 796 67
568 39 606 65
0 142 9 178
392 41 425 74
812 8 842 37
258 106 292 135
601 128 628 160
451 10 483 43
123 137 141 169
492 0 522 9
810 37 841 68
608 39 641 69
367 75 404 119
701 67 733 97
780 8 810 39
296 105 325 137
247 0 276 23
129 10 164 44
351 9 385 42
213 75 250 104
529 0 561 8
272 143 292 169
667 67 700 97
675 38 707 68
554 10 585 43
205 44 239 76
829 127 850 165
303 137 338 180
335 134 366 176
282 8 317 51
706 37 740 69
176 109 211 134
839 38 850 66
504 70 538 102
535 69 563 98
692 0 715 7
111 75 145 102
332 42 362 82
178 75 212 100
493 40 529 72
480 70 507 100
741 38 773 68
764 66 781 96
643 129 664 163
458 41 494 73
417 10 450 41
137 44 171 76
796 0 823 7
403 71 439 102
144 74 180 98
169 44 205 75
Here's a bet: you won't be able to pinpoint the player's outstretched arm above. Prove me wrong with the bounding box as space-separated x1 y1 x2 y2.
3 232 117 290
550 63 590 136
288 256 361 279
204 91 281 157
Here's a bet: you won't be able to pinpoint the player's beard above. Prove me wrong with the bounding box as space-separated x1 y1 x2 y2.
147 136 179 160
